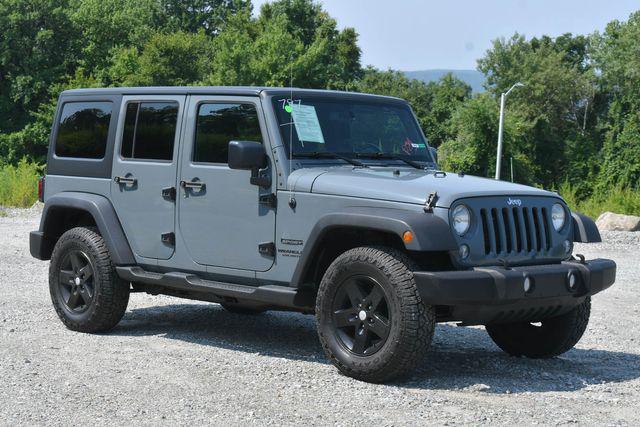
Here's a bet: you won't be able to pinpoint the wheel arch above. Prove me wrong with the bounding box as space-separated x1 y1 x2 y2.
290 209 457 288
35 192 135 265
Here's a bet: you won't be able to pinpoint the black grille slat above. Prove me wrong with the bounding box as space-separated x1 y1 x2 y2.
541 207 552 250
483 209 497 254
535 208 547 252
525 207 537 253
503 208 516 253
495 208 508 255
511 208 522 252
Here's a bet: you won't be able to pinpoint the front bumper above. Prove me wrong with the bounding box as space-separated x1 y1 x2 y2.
414 258 616 325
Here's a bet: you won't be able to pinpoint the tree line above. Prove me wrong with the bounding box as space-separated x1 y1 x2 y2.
1 0 638 210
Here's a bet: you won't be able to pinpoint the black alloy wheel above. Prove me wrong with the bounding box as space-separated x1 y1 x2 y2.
49 227 129 333
58 250 96 313
331 275 391 356
316 246 436 383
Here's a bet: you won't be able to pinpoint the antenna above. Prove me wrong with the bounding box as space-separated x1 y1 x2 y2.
289 55 295 194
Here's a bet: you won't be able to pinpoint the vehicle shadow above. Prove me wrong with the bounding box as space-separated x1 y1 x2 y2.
114 303 640 393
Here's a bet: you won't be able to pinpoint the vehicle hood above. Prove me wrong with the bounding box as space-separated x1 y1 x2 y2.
288 166 559 208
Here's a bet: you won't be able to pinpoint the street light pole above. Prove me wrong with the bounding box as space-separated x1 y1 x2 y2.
495 82 524 180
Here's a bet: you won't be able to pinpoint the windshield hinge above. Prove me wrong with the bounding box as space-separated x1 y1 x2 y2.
424 192 439 213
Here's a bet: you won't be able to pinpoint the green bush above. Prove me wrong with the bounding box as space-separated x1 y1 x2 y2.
560 182 640 219
0 160 42 208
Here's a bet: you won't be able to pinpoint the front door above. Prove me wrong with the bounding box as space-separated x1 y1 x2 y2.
178 95 275 271
111 95 186 261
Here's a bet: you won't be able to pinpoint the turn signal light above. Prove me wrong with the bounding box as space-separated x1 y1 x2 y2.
402 231 414 244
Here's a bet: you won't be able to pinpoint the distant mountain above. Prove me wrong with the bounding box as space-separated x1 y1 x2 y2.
404 69 486 93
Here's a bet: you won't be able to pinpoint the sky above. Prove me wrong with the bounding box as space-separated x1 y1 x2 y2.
251 0 639 71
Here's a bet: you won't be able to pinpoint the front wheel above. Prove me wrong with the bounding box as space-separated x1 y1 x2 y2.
486 298 591 358
316 246 435 383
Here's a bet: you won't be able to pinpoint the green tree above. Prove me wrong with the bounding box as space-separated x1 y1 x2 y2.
0 0 78 133
109 31 212 86
592 12 640 189
69 0 162 75
478 33 592 187
161 0 251 36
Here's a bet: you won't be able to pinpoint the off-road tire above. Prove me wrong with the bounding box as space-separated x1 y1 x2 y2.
486 297 591 358
49 227 130 333
316 246 435 383
220 303 266 315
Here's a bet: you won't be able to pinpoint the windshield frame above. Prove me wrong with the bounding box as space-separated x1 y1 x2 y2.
266 92 437 168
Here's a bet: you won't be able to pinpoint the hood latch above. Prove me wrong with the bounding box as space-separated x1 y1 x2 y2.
424 191 439 213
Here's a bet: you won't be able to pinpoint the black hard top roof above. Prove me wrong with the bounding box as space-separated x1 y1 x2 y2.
61 86 406 103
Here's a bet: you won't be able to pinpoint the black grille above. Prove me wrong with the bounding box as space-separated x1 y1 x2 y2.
480 206 552 255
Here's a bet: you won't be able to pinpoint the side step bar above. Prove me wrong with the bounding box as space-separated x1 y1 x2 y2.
116 266 312 311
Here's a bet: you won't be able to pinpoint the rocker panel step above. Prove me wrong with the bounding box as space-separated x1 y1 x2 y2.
116 266 304 309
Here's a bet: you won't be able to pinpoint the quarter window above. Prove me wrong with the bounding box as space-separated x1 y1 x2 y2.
194 103 262 164
121 102 179 161
55 102 113 159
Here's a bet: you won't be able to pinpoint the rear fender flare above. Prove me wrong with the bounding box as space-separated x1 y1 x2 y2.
39 192 135 265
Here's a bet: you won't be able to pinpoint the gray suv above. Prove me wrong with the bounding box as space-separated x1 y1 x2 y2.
30 87 616 383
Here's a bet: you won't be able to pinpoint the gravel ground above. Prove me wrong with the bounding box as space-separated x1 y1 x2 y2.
1 207 639 426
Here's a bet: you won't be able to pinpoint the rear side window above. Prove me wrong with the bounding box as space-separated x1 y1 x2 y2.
55 102 113 159
194 103 262 164
121 102 179 161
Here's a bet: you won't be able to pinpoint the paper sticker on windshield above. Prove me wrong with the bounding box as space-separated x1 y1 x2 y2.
291 104 325 144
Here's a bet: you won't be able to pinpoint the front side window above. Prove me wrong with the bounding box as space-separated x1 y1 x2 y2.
55 102 112 159
121 102 179 161
271 96 435 165
194 103 262 164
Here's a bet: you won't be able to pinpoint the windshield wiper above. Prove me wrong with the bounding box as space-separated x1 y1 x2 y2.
355 152 424 170
292 151 366 167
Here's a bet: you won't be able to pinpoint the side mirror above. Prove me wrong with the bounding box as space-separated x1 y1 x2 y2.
228 140 267 170
429 146 438 164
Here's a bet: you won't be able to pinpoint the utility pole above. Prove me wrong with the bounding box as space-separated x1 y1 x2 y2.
495 82 524 180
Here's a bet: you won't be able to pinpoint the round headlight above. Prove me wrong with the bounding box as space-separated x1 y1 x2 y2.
452 205 471 236
551 203 566 231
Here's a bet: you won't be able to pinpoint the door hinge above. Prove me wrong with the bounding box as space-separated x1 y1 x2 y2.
259 193 277 209
161 232 175 246
258 242 276 257
162 186 176 201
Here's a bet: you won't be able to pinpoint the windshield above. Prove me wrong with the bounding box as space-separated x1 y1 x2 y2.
271 96 435 166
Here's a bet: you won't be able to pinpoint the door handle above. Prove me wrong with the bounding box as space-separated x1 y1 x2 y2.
114 175 137 186
180 180 206 190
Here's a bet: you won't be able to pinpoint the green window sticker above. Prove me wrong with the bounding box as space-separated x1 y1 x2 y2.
291 104 325 144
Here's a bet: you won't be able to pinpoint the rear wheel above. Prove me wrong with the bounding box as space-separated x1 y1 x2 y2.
486 298 591 358
316 246 435 383
49 227 129 333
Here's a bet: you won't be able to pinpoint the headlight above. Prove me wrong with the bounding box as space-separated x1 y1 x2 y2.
452 205 471 236
551 203 566 231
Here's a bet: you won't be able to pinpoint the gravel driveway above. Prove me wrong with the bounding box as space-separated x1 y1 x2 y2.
1 208 639 426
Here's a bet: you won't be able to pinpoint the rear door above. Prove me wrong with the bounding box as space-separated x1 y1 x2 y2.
177 95 275 271
111 95 186 261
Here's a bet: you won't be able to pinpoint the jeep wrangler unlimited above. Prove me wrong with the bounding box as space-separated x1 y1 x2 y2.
30 87 616 383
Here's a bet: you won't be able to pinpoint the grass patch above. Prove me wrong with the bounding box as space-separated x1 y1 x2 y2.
560 182 640 219
0 159 42 208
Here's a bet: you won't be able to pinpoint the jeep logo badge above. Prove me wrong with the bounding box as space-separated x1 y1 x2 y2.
507 198 522 207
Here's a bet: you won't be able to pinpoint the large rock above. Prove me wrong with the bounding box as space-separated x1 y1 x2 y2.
596 211 640 232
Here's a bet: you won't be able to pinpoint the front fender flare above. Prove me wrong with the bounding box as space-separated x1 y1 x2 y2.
290 207 457 287
572 213 602 243
38 192 135 265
